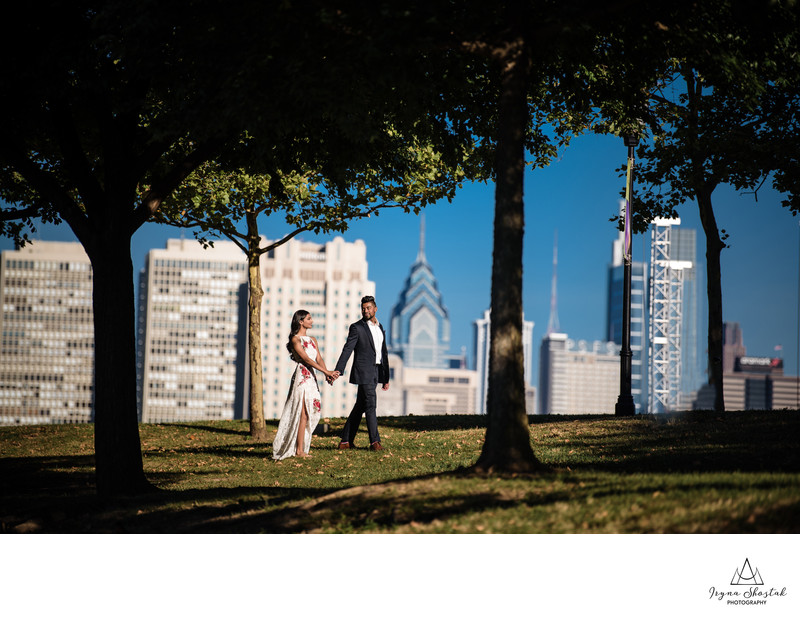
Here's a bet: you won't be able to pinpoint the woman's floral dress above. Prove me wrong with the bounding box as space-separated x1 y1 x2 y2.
272 336 322 460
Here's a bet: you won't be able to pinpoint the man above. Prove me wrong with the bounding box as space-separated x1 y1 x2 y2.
332 295 390 450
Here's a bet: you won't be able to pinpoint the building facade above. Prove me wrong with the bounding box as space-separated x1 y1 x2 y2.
539 333 621 414
136 239 248 423
379 354 478 416
1 241 94 424
722 321 747 374
137 236 375 422
256 236 374 419
694 322 799 411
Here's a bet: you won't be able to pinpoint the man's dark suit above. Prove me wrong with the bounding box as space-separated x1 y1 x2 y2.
334 318 390 446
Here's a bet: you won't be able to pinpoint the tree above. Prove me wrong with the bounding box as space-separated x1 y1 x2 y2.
454 2 668 471
1 3 231 495
156 139 469 441
0 2 478 495
628 1 800 411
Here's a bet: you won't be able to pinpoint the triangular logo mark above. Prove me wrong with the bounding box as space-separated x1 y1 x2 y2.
731 558 764 586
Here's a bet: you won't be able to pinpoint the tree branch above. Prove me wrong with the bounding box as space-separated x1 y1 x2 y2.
47 97 106 212
131 139 226 232
740 173 769 202
0 205 43 222
0 136 90 241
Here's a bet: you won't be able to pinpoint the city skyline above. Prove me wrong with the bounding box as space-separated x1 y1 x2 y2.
3 132 798 390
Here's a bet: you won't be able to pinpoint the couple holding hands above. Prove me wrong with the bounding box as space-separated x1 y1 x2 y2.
272 296 390 460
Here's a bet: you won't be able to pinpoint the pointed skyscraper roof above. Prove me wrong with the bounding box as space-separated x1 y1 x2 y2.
389 213 450 368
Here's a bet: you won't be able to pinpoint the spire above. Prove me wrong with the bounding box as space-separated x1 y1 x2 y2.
546 230 560 335
416 213 427 264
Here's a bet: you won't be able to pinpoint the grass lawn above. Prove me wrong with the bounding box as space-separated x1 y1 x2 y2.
1 410 799 533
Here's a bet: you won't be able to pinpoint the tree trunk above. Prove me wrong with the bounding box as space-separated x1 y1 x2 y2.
246 209 270 442
85 232 153 496
697 191 726 411
474 35 542 473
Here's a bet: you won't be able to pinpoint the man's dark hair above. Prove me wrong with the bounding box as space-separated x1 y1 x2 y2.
361 295 376 306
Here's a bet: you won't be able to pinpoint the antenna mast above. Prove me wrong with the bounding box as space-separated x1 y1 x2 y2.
546 230 560 335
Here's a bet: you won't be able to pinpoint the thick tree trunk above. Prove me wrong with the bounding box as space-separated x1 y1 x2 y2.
85 232 153 496
697 192 726 411
474 35 542 473
246 209 269 442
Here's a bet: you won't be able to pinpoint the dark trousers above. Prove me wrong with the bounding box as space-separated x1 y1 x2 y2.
341 382 380 445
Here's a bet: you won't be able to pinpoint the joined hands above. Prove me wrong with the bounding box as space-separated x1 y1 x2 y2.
326 370 341 385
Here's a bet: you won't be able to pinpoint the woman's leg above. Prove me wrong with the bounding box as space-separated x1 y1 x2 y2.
296 397 311 457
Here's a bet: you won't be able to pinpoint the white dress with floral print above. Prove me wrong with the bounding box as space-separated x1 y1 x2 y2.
272 336 322 460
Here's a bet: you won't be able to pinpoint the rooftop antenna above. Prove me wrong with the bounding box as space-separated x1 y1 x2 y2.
416 213 427 264
546 230 560 335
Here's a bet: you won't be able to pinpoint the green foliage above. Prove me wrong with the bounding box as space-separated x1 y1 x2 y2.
617 1 800 231
153 132 476 252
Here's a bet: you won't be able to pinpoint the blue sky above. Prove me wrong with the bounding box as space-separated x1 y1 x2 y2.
4 132 799 392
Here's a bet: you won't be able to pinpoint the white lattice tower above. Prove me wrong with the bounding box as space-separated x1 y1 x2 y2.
648 219 690 412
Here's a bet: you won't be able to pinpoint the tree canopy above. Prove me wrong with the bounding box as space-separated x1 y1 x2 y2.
626 0 800 410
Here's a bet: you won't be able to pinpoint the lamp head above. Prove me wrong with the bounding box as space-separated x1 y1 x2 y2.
623 132 639 147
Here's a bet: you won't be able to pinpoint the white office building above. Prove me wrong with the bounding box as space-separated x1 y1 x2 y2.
256 236 374 419
1 241 94 425
136 239 248 423
137 236 374 422
539 333 621 415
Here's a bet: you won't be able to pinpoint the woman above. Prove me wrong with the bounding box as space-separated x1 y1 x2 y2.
272 310 338 459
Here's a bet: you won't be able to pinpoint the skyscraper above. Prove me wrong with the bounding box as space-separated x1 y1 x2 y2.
388 216 453 368
606 203 648 413
1 241 94 424
136 239 248 423
473 308 535 414
539 334 621 414
722 321 747 373
378 216 478 415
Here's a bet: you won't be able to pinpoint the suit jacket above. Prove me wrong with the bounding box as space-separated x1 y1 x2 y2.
335 319 390 385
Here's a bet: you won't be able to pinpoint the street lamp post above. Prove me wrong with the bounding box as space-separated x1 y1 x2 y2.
615 131 639 417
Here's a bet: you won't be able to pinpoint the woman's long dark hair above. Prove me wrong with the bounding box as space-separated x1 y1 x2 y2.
286 310 310 358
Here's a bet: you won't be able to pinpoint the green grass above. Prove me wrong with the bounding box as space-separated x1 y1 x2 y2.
1 410 799 533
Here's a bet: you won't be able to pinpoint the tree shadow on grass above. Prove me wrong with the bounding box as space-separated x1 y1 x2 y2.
0 451 318 533
168 470 800 533
5 451 800 533
381 415 487 431
551 416 800 474
1 453 99 532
